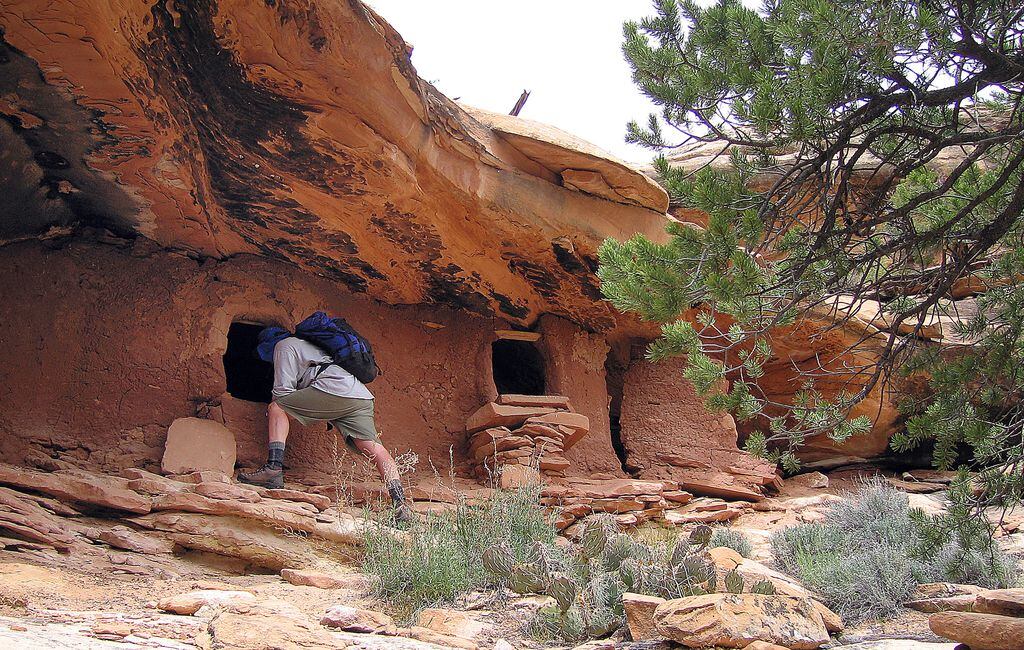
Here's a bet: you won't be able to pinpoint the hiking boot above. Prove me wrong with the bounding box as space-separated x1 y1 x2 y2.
237 464 284 489
393 503 419 526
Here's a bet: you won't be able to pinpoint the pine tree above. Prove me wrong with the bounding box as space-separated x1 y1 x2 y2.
601 1 1024 505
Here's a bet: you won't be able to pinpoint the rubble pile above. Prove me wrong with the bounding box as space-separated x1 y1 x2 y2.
464 395 589 483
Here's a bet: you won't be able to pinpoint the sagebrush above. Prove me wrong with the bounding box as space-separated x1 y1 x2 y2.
772 478 1018 622
361 484 553 620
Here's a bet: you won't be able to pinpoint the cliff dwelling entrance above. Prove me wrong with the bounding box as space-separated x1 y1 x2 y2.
491 338 546 395
223 321 275 403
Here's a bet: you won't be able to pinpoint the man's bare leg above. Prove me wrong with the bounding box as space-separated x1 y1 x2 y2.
352 438 415 523
238 401 290 489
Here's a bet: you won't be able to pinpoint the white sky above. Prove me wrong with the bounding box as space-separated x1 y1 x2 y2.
365 1 663 164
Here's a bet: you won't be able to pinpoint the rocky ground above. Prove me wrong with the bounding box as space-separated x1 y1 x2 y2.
0 461 1020 649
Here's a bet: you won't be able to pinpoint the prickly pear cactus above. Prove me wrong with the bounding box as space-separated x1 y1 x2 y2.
724 569 744 594
579 523 608 560
482 545 515 578
510 564 547 594
689 524 713 549
547 574 578 612
751 579 777 595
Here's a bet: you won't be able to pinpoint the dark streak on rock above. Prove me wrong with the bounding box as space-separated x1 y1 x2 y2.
422 262 493 316
491 291 530 319
370 203 443 260
0 35 137 239
139 0 372 292
503 253 562 301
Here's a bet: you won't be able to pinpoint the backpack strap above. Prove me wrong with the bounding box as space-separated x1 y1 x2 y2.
308 360 335 383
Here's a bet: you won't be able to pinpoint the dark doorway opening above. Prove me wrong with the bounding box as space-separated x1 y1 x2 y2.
605 344 640 476
492 339 546 395
223 322 275 403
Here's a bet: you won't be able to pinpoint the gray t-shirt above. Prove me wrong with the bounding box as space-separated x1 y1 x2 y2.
272 337 374 401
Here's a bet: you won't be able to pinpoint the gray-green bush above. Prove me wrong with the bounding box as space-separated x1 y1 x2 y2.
710 527 753 558
772 478 1018 622
361 484 554 620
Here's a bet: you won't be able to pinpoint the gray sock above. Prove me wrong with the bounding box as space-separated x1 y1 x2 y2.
267 442 286 470
386 479 405 506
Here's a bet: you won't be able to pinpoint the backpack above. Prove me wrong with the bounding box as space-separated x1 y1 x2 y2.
294 311 381 384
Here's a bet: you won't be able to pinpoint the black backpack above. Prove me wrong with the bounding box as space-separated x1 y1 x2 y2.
294 311 381 384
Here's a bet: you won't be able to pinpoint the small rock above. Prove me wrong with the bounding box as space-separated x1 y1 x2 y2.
408 625 479 649
416 608 485 640
90 622 133 638
743 642 791 650
623 592 666 640
321 605 397 635
786 472 829 489
157 589 255 615
494 640 517 650
280 568 349 589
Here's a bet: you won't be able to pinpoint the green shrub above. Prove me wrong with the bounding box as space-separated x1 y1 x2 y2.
710 527 753 558
361 484 553 620
772 478 1018 623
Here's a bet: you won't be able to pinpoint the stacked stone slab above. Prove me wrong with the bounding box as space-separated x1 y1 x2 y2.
541 478 697 530
465 395 589 481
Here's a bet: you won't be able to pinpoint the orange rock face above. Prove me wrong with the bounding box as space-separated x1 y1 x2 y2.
0 0 667 331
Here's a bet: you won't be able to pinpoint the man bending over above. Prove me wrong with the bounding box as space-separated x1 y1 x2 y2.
238 327 415 524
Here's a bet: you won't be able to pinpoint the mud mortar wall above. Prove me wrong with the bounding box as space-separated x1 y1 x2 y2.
620 356 778 497
0 239 625 479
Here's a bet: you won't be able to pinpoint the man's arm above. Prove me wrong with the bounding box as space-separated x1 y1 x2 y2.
271 343 301 401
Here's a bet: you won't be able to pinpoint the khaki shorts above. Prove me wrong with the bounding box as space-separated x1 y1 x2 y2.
275 387 380 452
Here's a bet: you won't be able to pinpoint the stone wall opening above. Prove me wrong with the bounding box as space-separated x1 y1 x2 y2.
605 344 636 476
223 321 275 403
491 339 546 395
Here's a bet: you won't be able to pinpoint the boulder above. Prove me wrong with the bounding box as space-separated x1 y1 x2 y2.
158 589 256 615
465 404 557 434
623 592 666 641
321 605 397 635
742 643 791 650
162 418 236 476
653 593 830 649
0 463 151 514
974 588 1024 617
415 608 485 640
929 610 1024 650
209 600 348 650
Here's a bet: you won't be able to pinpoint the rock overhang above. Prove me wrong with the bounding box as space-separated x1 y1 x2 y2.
0 0 671 331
